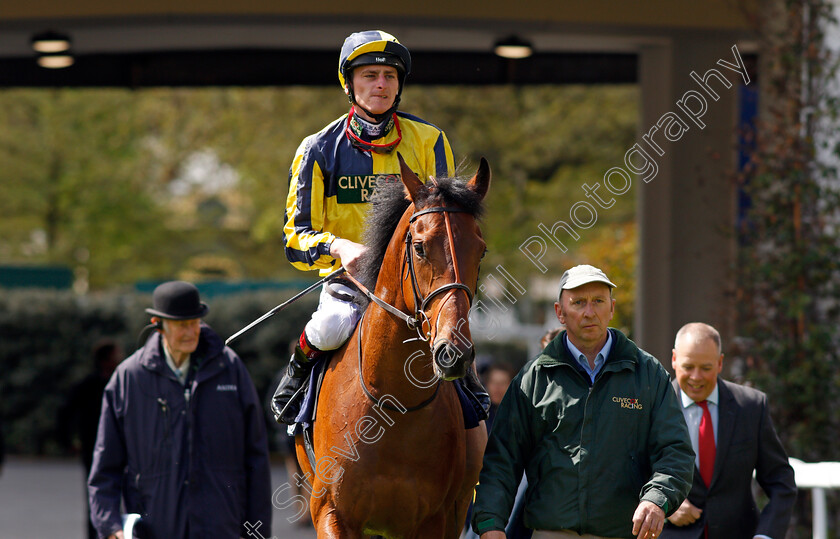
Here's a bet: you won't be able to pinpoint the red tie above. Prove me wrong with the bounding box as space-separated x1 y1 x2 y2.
698 400 715 487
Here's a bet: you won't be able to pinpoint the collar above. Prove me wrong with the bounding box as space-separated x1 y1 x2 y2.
139 324 226 384
351 111 393 138
679 381 719 409
565 330 613 366
163 342 190 385
345 106 401 153
539 328 638 372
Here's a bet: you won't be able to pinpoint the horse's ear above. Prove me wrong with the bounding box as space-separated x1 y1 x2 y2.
467 157 491 201
397 152 427 203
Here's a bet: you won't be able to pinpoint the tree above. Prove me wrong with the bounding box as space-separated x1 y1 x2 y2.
406 85 639 321
0 90 172 288
0 85 638 316
735 0 840 531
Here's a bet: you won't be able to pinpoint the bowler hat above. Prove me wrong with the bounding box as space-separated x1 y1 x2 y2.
145 281 209 320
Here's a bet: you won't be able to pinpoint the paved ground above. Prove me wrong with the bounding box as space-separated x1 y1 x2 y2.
0 456 316 539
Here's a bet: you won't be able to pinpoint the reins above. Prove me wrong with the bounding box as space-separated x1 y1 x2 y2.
356 309 441 412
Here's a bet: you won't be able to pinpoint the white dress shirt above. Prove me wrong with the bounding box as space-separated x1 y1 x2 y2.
678 383 719 470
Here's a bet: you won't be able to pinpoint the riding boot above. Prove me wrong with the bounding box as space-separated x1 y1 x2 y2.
461 367 491 422
271 334 326 425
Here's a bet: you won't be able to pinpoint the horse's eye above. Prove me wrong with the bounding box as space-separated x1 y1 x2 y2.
414 242 426 258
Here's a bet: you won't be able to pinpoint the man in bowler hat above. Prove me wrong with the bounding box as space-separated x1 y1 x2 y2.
88 281 272 539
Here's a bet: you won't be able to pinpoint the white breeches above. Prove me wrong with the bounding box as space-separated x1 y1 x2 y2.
303 282 364 351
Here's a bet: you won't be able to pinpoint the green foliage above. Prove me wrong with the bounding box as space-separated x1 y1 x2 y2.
0 88 348 287
0 90 171 286
0 287 315 455
575 223 637 336
0 86 638 323
408 85 639 322
736 0 840 466
406 85 638 280
733 12 840 537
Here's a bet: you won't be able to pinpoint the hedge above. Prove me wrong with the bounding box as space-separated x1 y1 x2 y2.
0 287 315 455
0 286 528 457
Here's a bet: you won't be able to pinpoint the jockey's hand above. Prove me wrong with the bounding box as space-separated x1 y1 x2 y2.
107 532 125 539
667 498 702 526
330 238 368 277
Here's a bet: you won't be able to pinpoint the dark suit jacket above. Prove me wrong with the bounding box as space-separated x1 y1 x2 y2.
661 379 796 539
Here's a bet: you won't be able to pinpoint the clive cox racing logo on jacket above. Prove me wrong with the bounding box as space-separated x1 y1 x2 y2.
337 174 400 203
612 396 643 410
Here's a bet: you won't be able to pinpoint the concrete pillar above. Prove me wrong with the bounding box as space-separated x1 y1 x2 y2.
635 36 740 366
636 42 675 365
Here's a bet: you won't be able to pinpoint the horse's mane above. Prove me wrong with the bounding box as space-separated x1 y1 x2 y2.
354 173 485 294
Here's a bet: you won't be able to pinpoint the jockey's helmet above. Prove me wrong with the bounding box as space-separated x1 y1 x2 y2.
338 30 411 117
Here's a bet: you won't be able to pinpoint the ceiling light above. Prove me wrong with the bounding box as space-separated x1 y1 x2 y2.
37 53 75 69
31 30 72 53
494 35 533 59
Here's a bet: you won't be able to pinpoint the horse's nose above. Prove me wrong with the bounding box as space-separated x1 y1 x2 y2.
432 338 474 381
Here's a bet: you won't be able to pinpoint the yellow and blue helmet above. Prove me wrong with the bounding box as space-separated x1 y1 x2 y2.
338 30 411 89
338 31 411 118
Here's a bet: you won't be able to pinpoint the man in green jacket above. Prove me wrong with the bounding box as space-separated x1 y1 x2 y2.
472 265 694 539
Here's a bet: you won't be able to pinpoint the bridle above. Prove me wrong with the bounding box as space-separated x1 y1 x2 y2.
343 204 475 342
404 206 475 331
342 202 477 412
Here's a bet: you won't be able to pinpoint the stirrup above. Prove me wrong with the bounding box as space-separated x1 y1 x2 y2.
275 381 310 425
271 346 316 425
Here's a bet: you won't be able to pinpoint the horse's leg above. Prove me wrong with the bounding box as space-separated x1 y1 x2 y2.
444 498 471 539
407 512 447 539
450 422 488 537
464 421 488 492
296 434 348 536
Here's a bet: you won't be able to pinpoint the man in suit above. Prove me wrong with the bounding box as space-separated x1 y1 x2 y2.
662 322 796 539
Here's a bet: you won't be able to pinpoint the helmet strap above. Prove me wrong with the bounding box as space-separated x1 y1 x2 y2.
354 101 398 124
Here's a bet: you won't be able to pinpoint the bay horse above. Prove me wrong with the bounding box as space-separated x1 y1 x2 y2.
296 154 490 538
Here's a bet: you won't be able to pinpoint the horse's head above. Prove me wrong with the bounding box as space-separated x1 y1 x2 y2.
398 154 490 380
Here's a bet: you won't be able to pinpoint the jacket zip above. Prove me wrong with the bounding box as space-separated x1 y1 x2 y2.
577 375 601 531
157 397 170 443
185 380 195 492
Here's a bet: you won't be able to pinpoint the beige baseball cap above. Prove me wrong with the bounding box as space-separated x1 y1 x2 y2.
558 264 617 299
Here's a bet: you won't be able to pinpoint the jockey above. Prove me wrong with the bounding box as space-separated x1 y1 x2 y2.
273 30 490 425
